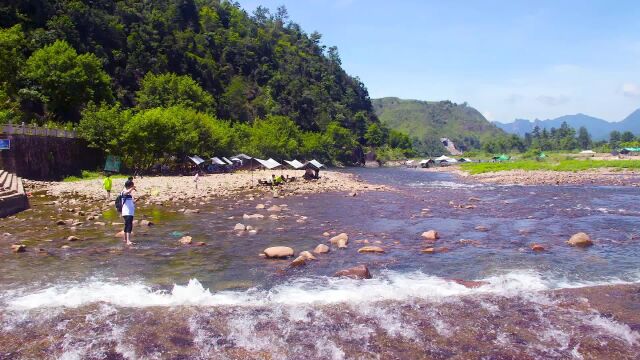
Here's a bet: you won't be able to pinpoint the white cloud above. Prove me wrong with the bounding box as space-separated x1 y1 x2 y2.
621 83 640 98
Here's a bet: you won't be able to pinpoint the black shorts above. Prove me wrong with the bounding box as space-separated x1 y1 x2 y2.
123 215 134 233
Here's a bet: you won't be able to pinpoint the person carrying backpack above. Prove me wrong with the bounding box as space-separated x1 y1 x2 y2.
120 179 136 246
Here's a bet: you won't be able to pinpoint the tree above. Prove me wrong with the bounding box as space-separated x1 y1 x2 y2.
610 130 621 149
0 25 25 97
21 40 112 121
241 115 301 158
621 131 635 143
577 126 592 150
136 72 215 113
78 102 130 155
364 123 385 147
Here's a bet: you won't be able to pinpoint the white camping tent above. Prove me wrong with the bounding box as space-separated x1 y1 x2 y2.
222 157 234 165
284 159 305 169
255 158 283 170
307 160 325 169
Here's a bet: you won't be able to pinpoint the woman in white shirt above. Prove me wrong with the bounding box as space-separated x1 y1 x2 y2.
121 180 136 245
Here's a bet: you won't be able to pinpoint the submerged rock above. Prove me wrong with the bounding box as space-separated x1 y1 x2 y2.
334 265 372 279
567 232 593 247
421 247 435 254
255 204 265 209
451 279 489 288
530 244 545 251
234 223 246 231
67 235 80 242
267 205 282 212
243 214 264 220
10 244 26 253
357 246 385 254
299 250 316 260
179 236 193 245
290 256 307 267
421 230 439 240
314 244 330 254
263 246 294 258
474 225 489 232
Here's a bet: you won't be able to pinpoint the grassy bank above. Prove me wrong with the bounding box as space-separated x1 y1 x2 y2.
460 159 640 175
63 171 128 182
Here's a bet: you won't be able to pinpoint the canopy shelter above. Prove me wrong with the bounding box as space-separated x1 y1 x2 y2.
284 159 305 169
419 159 435 168
254 158 283 170
434 155 458 163
211 157 226 165
620 147 640 154
222 157 234 165
537 152 547 159
188 155 206 166
458 158 472 163
493 154 511 161
301 160 325 179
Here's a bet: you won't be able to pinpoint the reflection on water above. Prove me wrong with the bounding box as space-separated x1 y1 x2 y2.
1 168 640 358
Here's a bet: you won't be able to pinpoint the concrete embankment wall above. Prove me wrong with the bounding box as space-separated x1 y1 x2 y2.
0 170 29 218
0 135 102 181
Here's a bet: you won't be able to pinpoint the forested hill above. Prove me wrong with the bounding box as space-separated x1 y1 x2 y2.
372 97 505 153
0 0 375 133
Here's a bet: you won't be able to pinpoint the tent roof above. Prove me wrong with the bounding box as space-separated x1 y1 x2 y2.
233 153 252 160
284 159 305 169
211 157 225 165
302 160 325 170
435 155 457 162
255 158 282 169
189 155 205 165
222 157 234 165
419 159 433 164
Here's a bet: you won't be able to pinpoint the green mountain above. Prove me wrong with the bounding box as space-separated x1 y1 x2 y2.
372 97 506 152
0 0 376 135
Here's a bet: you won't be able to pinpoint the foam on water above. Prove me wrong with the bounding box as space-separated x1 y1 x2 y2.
407 180 493 189
5 270 640 311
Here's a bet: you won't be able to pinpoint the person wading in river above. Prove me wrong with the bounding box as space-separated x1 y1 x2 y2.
103 173 112 200
121 179 136 246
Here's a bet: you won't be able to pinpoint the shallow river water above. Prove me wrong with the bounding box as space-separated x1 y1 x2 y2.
1 168 639 359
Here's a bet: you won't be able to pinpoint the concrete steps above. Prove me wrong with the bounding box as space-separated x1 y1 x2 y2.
0 170 29 217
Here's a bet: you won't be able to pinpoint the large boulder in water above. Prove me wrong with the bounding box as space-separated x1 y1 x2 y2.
334 265 372 279
263 246 294 258
567 232 593 247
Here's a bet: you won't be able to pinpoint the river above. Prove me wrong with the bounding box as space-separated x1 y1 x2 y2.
1 168 639 359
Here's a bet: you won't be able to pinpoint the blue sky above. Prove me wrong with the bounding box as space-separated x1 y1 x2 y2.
241 0 640 123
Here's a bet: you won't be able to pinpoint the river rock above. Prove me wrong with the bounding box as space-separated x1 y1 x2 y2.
357 246 385 254
530 244 545 251
179 236 193 245
243 214 264 220
334 265 372 279
290 256 307 267
94 222 106 226
55 220 66 225
11 244 26 253
330 233 349 245
314 244 330 254
474 225 489 232
255 204 265 209
234 223 246 231
567 232 593 247
299 251 316 261
67 235 80 242
421 230 439 240
421 247 436 254
267 205 282 212
140 220 153 226
263 246 294 258
322 232 331 237
195 241 207 246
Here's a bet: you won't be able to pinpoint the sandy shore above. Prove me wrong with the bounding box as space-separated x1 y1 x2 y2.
24 170 389 205
429 166 640 186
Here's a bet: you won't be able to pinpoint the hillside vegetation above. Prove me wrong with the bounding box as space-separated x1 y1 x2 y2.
372 97 505 155
0 0 412 168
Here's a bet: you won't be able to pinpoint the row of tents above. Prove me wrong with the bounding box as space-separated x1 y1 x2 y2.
187 153 325 173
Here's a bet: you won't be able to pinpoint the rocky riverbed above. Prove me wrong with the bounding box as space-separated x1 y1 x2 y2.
432 166 640 186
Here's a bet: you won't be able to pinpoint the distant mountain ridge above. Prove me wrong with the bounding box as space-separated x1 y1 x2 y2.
495 108 640 140
372 97 505 149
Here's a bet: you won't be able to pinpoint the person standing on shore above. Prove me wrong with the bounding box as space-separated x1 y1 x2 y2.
121 179 136 246
194 171 200 190
103 173 112 200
